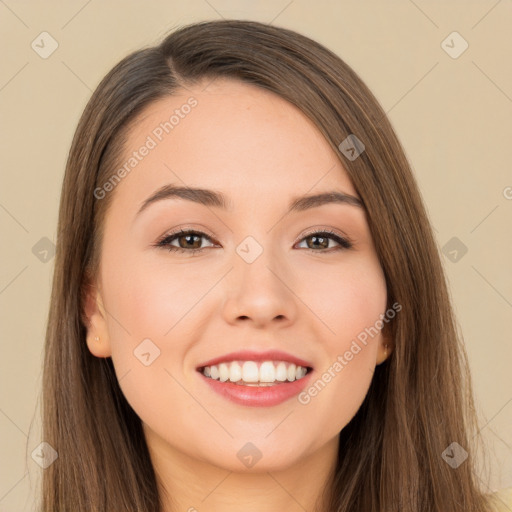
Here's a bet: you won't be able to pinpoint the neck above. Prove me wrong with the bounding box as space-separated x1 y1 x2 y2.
144 426 338 512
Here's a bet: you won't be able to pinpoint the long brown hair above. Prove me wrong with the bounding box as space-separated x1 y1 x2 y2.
41 19 495 511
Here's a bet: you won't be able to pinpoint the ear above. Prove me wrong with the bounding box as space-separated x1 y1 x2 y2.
82 273 112 358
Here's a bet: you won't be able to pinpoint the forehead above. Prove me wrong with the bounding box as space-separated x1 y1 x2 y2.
112 78 358 210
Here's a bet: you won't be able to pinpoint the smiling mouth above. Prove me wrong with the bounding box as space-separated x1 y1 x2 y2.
198 360 313 386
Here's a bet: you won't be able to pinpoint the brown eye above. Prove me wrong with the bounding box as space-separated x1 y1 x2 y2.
304 234 330 250
175 233 202 249
297 231 353 251
156 230 216 254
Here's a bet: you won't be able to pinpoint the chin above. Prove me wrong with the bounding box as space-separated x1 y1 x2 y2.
195 437 311 474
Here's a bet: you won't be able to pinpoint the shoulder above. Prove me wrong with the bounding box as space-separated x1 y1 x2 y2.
489 487 512 511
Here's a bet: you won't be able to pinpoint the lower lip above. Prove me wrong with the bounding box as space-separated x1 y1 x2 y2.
198 371 314 407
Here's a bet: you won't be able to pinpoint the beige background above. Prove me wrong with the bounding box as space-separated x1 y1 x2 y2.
1 1 511 510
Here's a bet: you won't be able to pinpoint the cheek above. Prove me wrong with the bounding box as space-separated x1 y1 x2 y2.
303 253 387 349
99 258 200 430
103 254 211 346
295 255 387 428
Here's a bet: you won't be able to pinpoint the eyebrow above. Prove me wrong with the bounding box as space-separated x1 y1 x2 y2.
136 183 363 217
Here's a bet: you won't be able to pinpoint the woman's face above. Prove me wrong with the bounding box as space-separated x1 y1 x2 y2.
86 78 389 473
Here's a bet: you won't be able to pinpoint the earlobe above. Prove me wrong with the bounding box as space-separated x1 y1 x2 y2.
86 330 112 358
376 342 392 365
376 328 394 365
373 315 394 365
82 277 112 358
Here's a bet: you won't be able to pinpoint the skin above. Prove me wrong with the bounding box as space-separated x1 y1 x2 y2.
84 77 392 512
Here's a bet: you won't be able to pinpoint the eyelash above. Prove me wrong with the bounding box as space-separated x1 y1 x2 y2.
154 228 353 255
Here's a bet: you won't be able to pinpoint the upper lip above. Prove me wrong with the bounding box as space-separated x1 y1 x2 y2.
196 350 314 370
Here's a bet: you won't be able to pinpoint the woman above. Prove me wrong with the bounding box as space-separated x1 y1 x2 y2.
40 19 509 511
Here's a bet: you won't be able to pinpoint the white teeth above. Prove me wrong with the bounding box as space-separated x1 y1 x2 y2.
287 363 296 382
228 361 242 382
275 362 287 381
219 363 229 382
259 361 275 382
201 360 310 385
242 361 259 382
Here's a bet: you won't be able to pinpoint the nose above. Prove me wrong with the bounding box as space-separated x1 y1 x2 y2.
221 246 298 329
